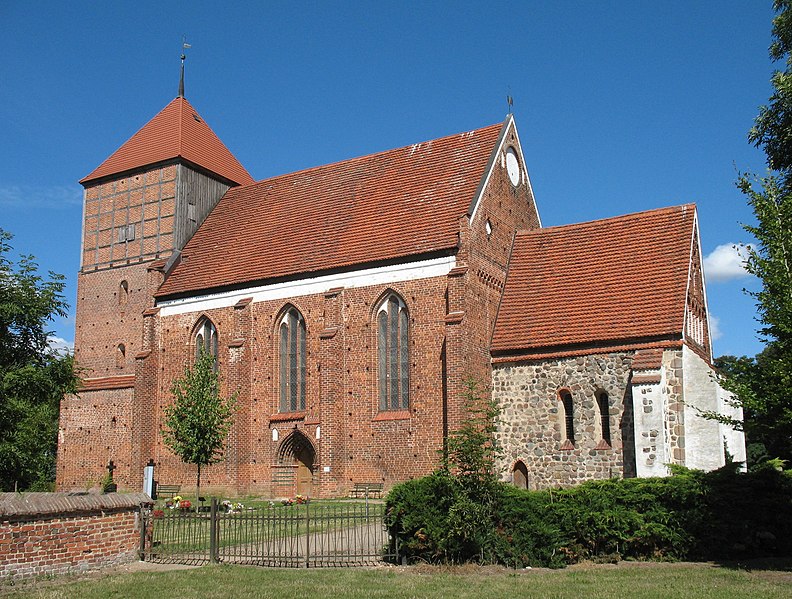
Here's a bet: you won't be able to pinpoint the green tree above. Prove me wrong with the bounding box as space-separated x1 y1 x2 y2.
750 1 792 176
444 378 502 497
162 350 237 504
712 1 792 467
713 349 792 466
441 378 503 559
0 229 77 491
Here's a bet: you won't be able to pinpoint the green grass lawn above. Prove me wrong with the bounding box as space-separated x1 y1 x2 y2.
3 561 790 599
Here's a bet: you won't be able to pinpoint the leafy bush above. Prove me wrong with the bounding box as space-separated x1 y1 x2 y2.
385 472 461 561
386 466 792 567
492 486 565 568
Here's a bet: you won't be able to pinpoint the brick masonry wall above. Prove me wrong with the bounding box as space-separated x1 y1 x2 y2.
149 275 451 498
493 353 633 489
57 387 135 489
445 119 541 434
0 493 151 580
74 263 152 378
60 119 542 498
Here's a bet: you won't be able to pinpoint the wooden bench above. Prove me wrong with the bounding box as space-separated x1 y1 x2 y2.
155 483 181 500
349 482 384 498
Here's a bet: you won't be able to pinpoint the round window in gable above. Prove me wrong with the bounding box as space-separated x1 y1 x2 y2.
505 147 520 187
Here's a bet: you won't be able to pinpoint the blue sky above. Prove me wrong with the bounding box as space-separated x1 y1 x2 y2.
0 1 777 357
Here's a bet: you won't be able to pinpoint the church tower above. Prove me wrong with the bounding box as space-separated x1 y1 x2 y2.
56 92 253 489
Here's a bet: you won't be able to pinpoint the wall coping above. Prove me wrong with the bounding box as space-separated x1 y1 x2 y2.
0 492 153 519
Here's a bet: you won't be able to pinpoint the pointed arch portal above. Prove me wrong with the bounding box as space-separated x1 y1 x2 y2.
276 430 316 497
512 460 529 490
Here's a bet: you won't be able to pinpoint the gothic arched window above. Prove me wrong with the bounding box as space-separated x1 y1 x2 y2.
279 307 306 412
195 318 218 364
377 294 409 411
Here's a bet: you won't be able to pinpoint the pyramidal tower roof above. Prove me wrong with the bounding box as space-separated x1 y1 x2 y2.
80 96 255 186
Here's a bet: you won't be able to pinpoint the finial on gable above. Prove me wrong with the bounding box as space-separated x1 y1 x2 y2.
178 36 191 98
507 87 514 114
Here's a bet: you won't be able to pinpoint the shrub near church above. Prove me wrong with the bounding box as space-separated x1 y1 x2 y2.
386 465 792 567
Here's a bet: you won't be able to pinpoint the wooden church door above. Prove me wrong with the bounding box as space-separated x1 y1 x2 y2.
295 443 314 497
512 460 529 489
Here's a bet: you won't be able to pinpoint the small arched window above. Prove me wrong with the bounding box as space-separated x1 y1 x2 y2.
195 318 218 364
116 343 126 369
377 294 409 411
118 280 129 307
597 391 611 446
279 307 306 412
560 390 575 446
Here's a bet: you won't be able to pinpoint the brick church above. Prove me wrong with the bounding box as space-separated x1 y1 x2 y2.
56 91 744 497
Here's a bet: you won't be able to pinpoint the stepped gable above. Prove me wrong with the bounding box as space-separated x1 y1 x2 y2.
80 96 254 186
491 204 696 357
156 121 504 298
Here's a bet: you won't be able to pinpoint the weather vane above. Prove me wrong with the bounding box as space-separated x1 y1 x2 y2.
179 35 191 98
507 87 514 114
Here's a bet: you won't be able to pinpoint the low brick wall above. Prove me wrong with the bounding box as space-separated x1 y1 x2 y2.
0 492 153 579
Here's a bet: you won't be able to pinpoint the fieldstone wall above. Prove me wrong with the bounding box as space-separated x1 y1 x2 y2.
662 350 686 465
631 377 669 478
493 353 633 489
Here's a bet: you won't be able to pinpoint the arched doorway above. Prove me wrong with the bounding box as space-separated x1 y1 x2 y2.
277 430 316 497
512 460 529 490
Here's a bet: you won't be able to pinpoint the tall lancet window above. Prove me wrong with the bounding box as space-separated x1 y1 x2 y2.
279 307 306 412
195 318 218 367
377 294 409 411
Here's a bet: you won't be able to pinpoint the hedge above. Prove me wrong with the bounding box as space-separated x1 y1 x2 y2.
385 465 792 567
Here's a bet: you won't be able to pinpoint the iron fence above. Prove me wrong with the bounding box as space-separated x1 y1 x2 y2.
140 498 397 567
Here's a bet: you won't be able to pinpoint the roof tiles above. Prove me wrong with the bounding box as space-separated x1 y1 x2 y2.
81 97 254 186
156 122 504 298
491 204 696 356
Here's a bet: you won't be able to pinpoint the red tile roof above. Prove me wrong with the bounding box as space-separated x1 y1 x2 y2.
155 121 505 298
491 204 696 357
80 97 254 186
630 348 665 371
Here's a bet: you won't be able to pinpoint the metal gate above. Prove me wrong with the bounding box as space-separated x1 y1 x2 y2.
139 499 398 567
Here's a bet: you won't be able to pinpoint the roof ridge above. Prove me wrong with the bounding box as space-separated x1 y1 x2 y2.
518 203 696 236
243 122 504 188
155 119 503 297
177 96 185 156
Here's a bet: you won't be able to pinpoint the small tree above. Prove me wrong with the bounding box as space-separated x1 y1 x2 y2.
444 377 502 497
162 350 237 505
443 378 503 559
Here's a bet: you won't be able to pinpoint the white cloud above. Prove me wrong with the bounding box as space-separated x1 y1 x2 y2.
703 243 751 283
0 184 82 208
709 315 723 341
48 336 74 355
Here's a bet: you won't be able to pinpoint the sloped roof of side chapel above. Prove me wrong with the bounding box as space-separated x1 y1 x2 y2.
491 204 698 359
155 119 508 298
80 96 254 186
